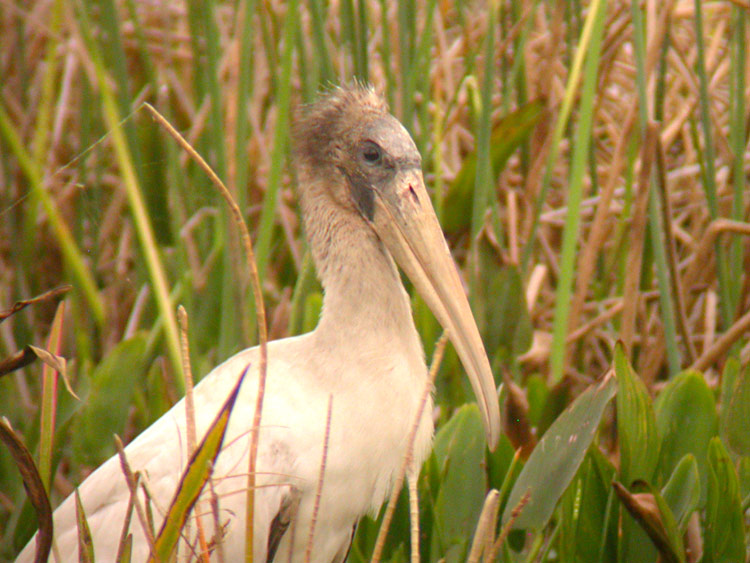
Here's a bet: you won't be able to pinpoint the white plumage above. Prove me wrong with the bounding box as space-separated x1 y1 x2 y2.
17 85 499 562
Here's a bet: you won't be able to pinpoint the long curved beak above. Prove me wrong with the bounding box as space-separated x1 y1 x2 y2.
371 167 501 450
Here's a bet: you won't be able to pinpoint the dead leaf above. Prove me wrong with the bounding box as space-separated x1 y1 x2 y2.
27 345 79 401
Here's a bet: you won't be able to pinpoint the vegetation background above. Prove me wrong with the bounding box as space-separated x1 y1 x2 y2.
0 0 748 561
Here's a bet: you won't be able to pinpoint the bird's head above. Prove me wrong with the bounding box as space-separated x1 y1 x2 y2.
294 85 421 222
293 85 501 450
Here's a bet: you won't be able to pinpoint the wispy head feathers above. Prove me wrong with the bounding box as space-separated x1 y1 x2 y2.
293 84 388 171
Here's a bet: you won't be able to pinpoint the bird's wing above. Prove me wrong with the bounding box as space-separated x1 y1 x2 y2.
266 486 301 562
16 338 315 562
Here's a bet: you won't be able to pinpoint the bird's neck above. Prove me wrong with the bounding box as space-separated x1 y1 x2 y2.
302 192 419 350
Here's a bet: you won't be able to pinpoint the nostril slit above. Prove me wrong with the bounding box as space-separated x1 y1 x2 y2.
408 185 419 204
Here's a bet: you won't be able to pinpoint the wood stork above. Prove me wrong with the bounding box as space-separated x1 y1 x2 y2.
17 85 500 562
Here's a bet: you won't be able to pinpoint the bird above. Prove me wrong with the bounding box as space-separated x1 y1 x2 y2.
17 85 501 562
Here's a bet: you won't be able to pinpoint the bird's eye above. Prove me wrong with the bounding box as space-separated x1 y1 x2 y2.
361 142 382 164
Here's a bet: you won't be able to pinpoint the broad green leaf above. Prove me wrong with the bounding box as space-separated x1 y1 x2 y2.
422 447 441 511
720 359 750 456
738 456 750 506
431 404 486 561
352 450 433 563
661 454 700 531
149 368 246 563
615 343 659 486
442 99 545 232
559 449 617 563
614 344 660 563
536 376 572 438
655 370 717 505
73 334 149 464
355 487 411 562
502 372 616 530
718 357 740 427
349 514 384 563
525 374 548 427
383 543 407 563
620 510 656 563
478 263 533 367
75 489 94 563
144 359 174 426
703 438 745 563
486 433 516 492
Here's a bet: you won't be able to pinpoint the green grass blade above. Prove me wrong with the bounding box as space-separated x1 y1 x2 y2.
149 367 246 562
225 0 261 350
340 0 357 77
75 489 95 562
121 0 158 86
93 0 167 242
38 303 65 492
309 0 334 84
443 99 545 233
728 6 746 314
200 2 227 180
558 452 616 562
470 0 497 246
0 104 106 328
356 0 369 81
74 3 184 391
520 0 607 270
378 0 394 108
254 0 297 280
116 534 132 563
548 0 607 383
235 0 258 211
184 0 237 355
630 0 681 375
397 0 416 124
30 0 64 168
414 0 436 154
692 0 734 327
